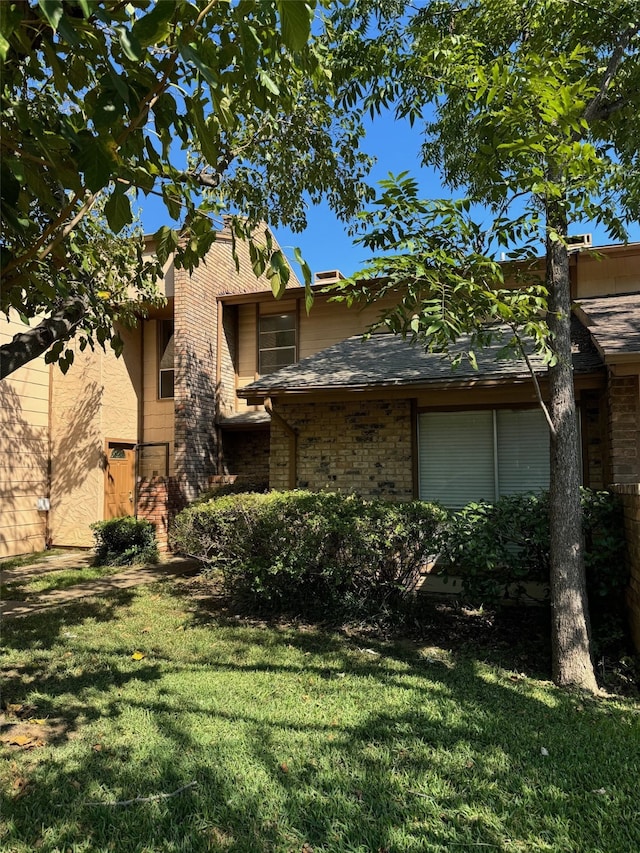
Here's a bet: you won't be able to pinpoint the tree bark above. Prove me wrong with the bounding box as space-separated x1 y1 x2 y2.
546 205 598 692
0 296 88 380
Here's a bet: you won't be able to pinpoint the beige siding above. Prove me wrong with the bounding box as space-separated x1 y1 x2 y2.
142 319 175 475
236 304 258 414
576 249 640 297
50 325 141 547
0 314 50 556
298 294 399 359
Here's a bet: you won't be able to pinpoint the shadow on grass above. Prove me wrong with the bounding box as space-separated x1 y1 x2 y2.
1 585 639 853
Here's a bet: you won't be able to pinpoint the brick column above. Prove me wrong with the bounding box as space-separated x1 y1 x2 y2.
607 373 640 484
611 483 640 653
137 477 186 553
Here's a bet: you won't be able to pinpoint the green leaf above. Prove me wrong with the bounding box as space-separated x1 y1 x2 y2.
178 39 219 88
132 2 175 47
257 69 280 96
76 134 114 192
294 246 311 288
276 0 312 51
154 226 180 266
116 26 142 62
38 0 63 31
0 33 9 62
105 190 132 234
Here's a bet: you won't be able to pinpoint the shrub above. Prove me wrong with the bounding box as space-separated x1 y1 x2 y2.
438 488 628 644
171 491 446 614
91 516 159 566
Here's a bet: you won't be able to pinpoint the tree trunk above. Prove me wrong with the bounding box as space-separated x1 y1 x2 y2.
546 208 598 692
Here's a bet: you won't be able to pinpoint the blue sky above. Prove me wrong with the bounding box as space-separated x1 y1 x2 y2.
140 108 640 282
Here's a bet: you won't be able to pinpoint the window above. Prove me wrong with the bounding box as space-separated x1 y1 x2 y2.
259 313 296 374
418 408 552 509
158 319 174 399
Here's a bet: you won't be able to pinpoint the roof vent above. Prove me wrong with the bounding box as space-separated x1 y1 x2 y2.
313 269 345 287
567 234 592 250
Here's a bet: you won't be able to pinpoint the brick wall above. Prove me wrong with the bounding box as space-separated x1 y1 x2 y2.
611 483 640 653
269 399 414 500
607 373 640 484
173 231 299 502
581 389 607 489
222 428 270 480
137 477 186 553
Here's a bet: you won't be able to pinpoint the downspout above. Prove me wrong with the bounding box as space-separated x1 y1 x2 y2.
264 396 297 489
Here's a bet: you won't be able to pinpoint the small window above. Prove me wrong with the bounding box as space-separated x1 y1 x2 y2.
110 447 127 459
158 319 174 399
259 313 296 374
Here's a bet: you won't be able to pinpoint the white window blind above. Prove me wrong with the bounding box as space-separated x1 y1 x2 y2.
418 411 495 508
418 408 551 509
497 409 550 496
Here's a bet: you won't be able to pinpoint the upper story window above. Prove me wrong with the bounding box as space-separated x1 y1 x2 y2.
259 313 296 374
158 319 174 399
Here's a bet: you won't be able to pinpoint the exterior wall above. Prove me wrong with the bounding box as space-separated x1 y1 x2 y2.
142 316 175 475
607 372 640 485
269 399 414 500
49 325 141 547
174 231 298 501
219 304 238 417
581 389 608 489
234 292 404 406
575 246 640 297
221 429 270 481
0 315 50 557
137 476 185 553
612 483 640 653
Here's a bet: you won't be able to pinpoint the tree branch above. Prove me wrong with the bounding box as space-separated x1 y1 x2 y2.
582 23 639 126
0 296 89 380
509 322 556 436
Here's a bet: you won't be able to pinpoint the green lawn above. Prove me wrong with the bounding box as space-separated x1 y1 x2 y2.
1 582 639 853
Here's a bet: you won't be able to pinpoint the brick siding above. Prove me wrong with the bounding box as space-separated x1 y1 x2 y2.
173 231 299 502
611 483 640 653
137 477 186 552
581 389 607 489
222 428 270 480
607 373 640 484
269 399 414 500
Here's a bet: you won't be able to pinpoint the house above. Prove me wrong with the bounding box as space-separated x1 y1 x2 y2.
1 238 639 564
0 223 301 556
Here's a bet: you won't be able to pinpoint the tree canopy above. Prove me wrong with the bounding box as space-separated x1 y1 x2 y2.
1 0 373 377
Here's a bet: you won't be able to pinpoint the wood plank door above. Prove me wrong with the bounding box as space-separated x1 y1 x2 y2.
105 443 135 519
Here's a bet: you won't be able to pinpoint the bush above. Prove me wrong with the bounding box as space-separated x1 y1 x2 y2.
438 489 628 643
171 491 446 615
91 516 159 566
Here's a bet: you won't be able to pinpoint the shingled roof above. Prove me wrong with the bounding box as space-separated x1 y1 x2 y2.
238 317 604 400
574 293 640 359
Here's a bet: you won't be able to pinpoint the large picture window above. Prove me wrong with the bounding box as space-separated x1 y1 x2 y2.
418 408 552 509
158 319 174 399
259 313 296 374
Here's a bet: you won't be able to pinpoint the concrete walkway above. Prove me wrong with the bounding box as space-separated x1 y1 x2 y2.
1 551 200 620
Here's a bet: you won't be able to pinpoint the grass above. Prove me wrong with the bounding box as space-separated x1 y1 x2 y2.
0 549 66 573
1 580 639 853
0 565 123 601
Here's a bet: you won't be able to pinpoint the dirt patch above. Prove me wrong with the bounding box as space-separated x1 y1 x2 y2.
0 718 70 750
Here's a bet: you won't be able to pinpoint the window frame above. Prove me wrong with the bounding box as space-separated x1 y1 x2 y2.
257 311 297 375
417 405 564 509
158 318 175 400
